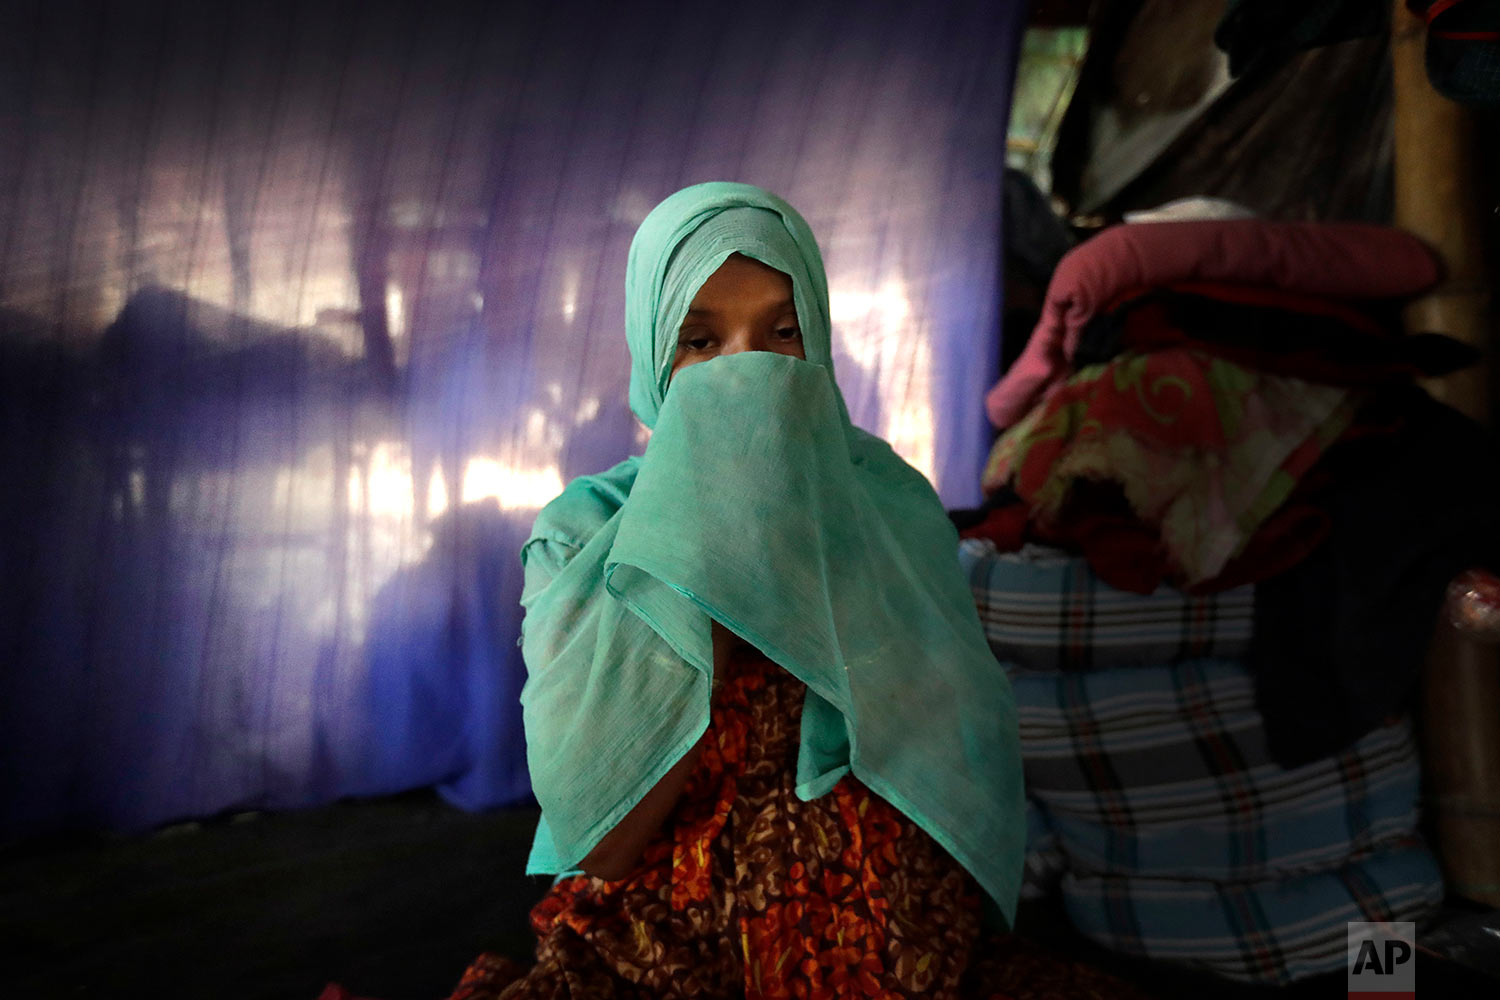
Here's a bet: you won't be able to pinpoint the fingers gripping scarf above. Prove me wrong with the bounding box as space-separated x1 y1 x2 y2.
519 182 1024 919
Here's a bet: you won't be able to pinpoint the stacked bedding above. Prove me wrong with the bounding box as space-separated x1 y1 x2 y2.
972 215 1500 770
963 214 1500 982
961 539 1443 984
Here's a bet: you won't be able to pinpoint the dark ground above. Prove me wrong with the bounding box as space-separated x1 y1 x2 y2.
3 791 1497 1000
1 793 542 1000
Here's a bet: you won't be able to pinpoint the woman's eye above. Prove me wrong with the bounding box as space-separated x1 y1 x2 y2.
678 333 714 352
775 327 801 341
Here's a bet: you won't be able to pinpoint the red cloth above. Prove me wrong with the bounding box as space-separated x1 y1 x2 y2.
956 502 1031 552
1108 299 1425 389
318 987 378 1000
986 221 1441 428
1142 280 1401 337
982 349 1353 588
1016 480 1332 595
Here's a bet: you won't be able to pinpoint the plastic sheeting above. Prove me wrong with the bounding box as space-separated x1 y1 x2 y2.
0 0 1024 837
1050 1 1393 222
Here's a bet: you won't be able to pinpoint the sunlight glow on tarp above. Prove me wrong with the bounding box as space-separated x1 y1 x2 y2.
0 0 1021 836
832 280 935 480
462 458 566 511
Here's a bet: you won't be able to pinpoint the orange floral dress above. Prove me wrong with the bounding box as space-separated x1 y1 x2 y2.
446 649 1151 1000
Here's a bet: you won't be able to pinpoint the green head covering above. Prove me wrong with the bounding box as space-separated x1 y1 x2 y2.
519 183 1024 922
625 182 835 428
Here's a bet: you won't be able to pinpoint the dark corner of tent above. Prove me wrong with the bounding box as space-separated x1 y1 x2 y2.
3 1 1500 999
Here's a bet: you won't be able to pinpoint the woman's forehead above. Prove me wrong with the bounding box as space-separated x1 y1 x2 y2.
686 253 795 312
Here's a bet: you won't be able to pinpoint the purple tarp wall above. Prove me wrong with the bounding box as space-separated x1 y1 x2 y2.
0 0 1024 837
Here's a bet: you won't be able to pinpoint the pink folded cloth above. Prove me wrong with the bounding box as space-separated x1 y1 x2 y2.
985 220 1442 428
318 986 378 1000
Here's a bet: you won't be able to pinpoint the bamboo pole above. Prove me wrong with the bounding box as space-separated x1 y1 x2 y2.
1392 0 1500 907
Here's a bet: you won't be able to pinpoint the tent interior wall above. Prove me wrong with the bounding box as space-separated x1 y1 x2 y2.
3 0 1499 997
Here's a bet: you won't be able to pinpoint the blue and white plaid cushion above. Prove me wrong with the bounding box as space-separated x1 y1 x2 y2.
959 539 1443 985
959 540 1254 672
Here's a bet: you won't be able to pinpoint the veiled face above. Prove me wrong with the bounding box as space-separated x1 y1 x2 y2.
669 253 805 381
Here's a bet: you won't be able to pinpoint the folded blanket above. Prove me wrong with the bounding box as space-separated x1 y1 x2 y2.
982 349 1355 587
1073 286 1479 385
986 220 1441 429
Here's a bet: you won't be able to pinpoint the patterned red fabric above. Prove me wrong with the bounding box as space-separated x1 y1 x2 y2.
452 652 980 1000
981 349 1353 588
445 652 1155 1000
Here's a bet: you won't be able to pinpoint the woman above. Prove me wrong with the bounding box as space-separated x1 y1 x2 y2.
449 184 1114 1000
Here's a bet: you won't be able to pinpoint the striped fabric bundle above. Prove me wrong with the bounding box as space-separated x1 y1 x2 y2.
962 541 1254 672
958 539 1444 984
1064 846 1441 984
1014 663 1422 880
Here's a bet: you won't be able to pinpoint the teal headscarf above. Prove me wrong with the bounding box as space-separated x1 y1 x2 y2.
519 182 1024 920
625 184 835 428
